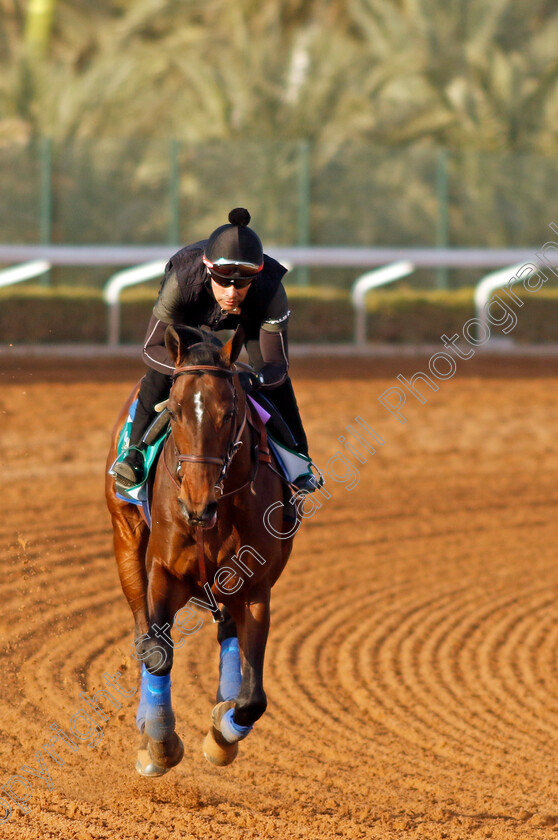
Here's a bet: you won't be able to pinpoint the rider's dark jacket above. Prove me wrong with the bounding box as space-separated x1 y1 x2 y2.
142 240 290 389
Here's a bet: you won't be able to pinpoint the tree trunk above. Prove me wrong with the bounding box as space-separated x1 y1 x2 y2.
24 0 56 57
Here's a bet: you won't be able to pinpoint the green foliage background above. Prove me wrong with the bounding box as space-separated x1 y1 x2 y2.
1 0 558 290
3 1 558 151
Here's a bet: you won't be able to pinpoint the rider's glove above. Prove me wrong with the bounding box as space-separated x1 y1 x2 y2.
256 364 287 389
238 371 260 394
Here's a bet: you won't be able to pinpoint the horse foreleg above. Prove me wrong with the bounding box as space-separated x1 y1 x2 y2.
216 606 242 703
203 588 270 765
202 607 242 766
136 561 187 777
231 588 270 728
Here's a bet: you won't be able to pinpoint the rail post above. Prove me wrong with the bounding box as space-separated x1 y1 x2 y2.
474 263 536 342
351 261 415 346
103 261 166 346
0 260 51 289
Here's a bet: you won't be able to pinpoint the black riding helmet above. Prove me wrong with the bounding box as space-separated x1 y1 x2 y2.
203 208 264 280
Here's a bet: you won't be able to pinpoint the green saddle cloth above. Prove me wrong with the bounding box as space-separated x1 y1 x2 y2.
108 399 168 504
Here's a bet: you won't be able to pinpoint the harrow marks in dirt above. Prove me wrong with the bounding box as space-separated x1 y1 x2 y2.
1 355 558 839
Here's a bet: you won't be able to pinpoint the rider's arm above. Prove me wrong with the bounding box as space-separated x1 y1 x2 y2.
153 264 184 323
142 314 175 374
246 284 290 389
141 264 186 373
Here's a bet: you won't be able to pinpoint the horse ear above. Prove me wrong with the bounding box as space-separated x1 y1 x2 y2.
165 325 183 366
221 325 246 365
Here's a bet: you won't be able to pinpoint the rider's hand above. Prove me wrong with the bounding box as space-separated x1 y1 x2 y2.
238 371 260 394
257 363 286 389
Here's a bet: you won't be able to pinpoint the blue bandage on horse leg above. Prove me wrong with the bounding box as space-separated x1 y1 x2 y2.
135 665 150 733
144 668 175 742
219 707 253 744
217 637 242 702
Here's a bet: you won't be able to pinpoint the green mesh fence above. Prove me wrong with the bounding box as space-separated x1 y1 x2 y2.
0 142 43 243
52 138 172 245
1 139 557 289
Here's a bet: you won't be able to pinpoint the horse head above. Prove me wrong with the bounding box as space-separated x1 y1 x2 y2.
163 324 246 528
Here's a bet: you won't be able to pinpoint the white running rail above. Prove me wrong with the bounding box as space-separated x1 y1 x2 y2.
0 245 555 268
103 260 166 346
351 261 415 346
0 260 51 288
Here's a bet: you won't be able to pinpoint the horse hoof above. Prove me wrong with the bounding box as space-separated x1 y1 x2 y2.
203 726 239 766
149 732 184 769
136 748 171 778
135 732 184 777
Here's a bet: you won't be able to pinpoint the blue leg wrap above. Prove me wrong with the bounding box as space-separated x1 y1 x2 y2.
220 708 253 744
142 666 175 742
217 637 242 702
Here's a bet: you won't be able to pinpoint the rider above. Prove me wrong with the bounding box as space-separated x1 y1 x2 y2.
113 207 319 492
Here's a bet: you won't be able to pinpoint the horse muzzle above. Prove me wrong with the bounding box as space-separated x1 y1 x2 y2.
178 498 218 529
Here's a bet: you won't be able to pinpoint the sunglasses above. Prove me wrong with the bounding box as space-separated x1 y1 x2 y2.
203 257 262 288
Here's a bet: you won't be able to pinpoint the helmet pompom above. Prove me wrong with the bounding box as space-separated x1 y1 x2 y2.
228 208 251 227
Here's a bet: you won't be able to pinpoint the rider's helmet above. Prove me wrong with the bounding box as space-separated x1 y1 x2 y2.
203 208 264 283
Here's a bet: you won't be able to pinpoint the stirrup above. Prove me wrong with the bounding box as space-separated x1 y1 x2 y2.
113 447 146 489
293 472 324 494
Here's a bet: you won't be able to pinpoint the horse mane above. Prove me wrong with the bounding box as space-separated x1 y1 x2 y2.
179 337 229 371
168 324 242 372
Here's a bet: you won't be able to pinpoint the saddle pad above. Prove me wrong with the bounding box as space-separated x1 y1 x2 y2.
247 394 271 425
266 433 314 485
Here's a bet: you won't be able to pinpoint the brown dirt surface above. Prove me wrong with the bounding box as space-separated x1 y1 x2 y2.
1 350 558 840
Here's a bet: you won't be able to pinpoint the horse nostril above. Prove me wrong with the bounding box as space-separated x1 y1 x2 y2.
178 498 217 528
198 503 218 529
178 498 190 520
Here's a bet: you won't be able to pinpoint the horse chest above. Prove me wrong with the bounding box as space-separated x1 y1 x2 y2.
163 532 238 580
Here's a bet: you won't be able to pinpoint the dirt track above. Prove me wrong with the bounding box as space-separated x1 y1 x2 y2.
1 351 558 840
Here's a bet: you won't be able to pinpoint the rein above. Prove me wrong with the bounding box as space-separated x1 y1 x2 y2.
164 362 244 623
162 360 273 623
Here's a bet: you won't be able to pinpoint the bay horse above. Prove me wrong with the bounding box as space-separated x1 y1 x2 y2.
105 325 299 775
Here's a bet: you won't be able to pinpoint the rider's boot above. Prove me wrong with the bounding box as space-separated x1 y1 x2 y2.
113 367 172 489
263 377 308 453
113 444 148 488
293 473 324 494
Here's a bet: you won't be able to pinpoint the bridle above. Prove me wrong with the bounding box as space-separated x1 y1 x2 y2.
160 356 273 624
164 363 248 496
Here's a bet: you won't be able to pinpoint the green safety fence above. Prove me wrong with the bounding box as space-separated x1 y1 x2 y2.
1 139 558 290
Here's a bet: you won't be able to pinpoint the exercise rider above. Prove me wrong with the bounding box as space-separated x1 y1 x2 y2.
113 207 319 493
